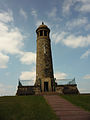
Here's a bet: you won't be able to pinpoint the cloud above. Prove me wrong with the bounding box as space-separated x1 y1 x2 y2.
36 20 42 27
83 74 90 79
0 10 37 68
0 24 24 54
62 0 90 15
20 8 27 19
0 52 9 68
81 49 90 59
66 17 88 29
48 7 57 17
0 9 13 23
0 83 16 96
19 70 36 85
54 72 68 79
75 0 90 13
86 24 90 31
20 52 36 65
63 35 90 48
0 10 24 55
31 9 37 18
52 32 90 48
47 7 61 21
51 32 67 44
0 10 36 68
62 0 74 15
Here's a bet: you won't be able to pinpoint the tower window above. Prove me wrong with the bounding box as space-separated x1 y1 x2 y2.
44 30 47 36
40 30 43 36
37 32 39 37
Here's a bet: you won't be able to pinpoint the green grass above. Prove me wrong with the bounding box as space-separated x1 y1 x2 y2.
0 96 58 120
61 94 90 111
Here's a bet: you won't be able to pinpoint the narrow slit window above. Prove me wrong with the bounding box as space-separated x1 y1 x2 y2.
40 30 43 36
44 30 47 36
37 32 39 37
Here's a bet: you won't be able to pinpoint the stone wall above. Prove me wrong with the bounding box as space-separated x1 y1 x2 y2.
56 84 79 94
16 86 41 95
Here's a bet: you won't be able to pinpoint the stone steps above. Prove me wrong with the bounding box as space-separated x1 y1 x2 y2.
38 92 59 95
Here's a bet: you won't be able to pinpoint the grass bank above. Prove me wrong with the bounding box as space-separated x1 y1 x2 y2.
0 96 58 120
61 94 90 111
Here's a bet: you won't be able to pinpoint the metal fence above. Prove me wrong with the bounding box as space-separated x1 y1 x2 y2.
56 78 76 85
18 79 34 86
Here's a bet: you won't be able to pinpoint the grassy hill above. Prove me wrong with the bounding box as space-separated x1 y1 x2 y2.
61 94 90 111
0 96 58 120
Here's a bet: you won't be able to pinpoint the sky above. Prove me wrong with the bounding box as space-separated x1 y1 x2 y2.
0 0 90 95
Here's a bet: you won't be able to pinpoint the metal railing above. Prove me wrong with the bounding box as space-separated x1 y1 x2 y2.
18 79 35 86
55 78 76 85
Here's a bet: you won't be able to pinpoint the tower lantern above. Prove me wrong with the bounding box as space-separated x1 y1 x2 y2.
35 22 55 92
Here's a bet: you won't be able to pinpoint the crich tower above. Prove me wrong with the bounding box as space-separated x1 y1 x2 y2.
35 22 55 92
16 22 79 95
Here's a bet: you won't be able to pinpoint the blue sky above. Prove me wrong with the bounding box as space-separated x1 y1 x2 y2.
0 0 90 95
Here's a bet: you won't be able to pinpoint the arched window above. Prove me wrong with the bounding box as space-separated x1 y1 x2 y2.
40 30 43 36
44 30 47 36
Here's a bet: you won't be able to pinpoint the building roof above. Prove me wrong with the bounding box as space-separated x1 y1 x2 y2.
36 22 50 32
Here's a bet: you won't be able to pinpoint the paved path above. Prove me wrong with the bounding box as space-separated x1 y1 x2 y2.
44 95 90 120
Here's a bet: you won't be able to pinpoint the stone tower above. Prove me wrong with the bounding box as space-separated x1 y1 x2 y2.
35 22 55 92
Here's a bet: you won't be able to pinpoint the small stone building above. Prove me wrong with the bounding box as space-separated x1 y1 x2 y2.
16 23 79 95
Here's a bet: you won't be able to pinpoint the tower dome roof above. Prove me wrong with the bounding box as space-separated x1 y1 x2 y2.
36 22 50 32
38 22 48 28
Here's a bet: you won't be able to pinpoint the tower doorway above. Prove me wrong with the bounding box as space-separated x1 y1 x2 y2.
44 82 48 92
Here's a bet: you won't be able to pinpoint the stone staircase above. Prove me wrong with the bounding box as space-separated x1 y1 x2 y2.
38 92 59 95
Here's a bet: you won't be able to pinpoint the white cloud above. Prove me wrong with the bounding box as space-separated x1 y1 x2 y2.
51 32 67 44
52 32 90 48
63 35 90 48
48 7 57 17
85 24 90 31
0 10 37 68
20 8 27 19
75 0 90 13
36 20 42 27
81 49 90 59
19 70 36 85
54 72 68 79
0 10 34 68
0 24 24 54
62 0 74 15
66 17 88 28
20 52 36 65
0 10 13 23
0 11 24 55
47 7 61 21
62 0 90 15
31 9 37 18
83 74 90 79
0 83 16 96
0 52 9 68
